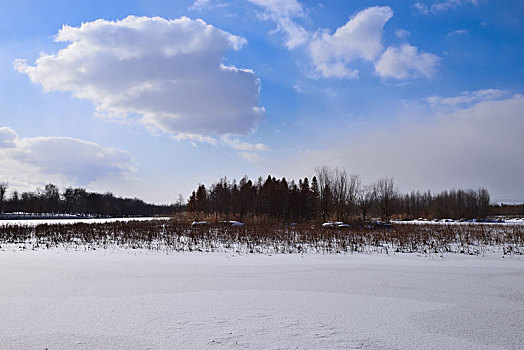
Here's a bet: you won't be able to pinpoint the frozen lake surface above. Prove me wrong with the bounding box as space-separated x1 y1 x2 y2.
0 249 522 349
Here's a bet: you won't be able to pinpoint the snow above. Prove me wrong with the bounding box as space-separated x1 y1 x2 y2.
0 217 169 227
219 220 245 226
191 221 210 226
322 221 348 228
393 219 524 225
0 249 522 349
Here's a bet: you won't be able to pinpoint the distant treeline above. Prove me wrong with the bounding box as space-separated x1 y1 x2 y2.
187 166 499 223
491 203 524 217
0 183 182 217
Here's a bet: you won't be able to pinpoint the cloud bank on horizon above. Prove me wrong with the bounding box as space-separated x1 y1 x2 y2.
0 127 136 191
261 91 524 202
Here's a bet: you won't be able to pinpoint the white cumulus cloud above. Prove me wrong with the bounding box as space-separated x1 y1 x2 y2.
250 3 439 80
15 16 264 136
375 44 440 79
308 6 393 78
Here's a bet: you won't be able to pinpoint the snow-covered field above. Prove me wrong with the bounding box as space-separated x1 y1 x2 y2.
1 249 522 349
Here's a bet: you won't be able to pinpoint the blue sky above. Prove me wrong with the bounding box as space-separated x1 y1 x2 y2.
1 0 523 204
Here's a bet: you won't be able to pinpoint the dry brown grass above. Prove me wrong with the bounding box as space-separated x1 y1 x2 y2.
1 220 522 255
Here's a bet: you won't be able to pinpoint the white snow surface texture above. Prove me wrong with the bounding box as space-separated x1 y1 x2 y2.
0 250 522 349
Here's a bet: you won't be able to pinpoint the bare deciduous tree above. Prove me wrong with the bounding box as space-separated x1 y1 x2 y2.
333 168 348 221
0 181 8 213
346 173 361 219
374 177 396 222
357 184 374 222
332 169 361 221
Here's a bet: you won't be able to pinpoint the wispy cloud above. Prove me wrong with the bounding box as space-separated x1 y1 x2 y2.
249 0 304 18
221 135 268 161
189 0 228 11
447 29 468 37
249 0 309 49
173 133 218 147
395 29 411 39
426 89 509 112
414 0 481 15
189 0 211 10
238 151 261 162
221 136 268 152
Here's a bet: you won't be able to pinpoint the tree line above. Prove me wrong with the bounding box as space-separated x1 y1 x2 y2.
187 166 493 223
0 170 513 221
0 182 181 217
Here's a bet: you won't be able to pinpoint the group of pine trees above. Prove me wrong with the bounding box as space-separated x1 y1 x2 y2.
187 167 492 223
188 175 321 223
